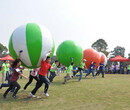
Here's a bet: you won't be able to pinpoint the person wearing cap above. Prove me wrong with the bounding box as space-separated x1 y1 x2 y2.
85 61 96 79
74 59 87 82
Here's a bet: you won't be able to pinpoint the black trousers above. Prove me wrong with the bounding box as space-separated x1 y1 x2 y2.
31 75 49 95
49 72 56 82
96 70 104 77
4 81 21 97
73 68 83 76
24 75 39 90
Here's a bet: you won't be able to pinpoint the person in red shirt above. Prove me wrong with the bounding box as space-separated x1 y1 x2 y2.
30 52 58 97
3 58 28 98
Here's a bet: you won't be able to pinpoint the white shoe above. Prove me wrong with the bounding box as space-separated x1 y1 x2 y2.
30 92 36 98
44 93 49 97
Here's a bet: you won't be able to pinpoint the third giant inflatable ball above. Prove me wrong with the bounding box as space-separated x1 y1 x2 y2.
9 23 55 68
56 40 83 67
83 48 100 69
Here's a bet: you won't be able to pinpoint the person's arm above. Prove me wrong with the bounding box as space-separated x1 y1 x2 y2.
20 74 28 79
84 64 87 69
50 62 59 70
50 66 57 70
42 51 52 61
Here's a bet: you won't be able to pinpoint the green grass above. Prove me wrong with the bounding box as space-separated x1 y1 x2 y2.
0 70 130 110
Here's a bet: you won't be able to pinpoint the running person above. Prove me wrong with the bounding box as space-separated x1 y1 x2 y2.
75 59 87 82
30 51 58 97
96 62 105 78
85 62 96 79
63 58 74 84
1 60 7 83
49 60 59 83
3 58 28 98
24 68 39 90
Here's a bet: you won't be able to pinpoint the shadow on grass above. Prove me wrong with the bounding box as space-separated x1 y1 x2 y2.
0 92 48 104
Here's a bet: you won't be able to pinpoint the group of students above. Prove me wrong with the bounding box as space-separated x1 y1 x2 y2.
63 59 105 84
0 50 105 99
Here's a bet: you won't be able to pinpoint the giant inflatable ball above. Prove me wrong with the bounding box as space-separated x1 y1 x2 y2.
9 23 55 68
56 40 83 67
83 48 100 69
99 52 107 66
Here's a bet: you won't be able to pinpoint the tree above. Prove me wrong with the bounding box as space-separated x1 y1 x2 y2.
111 46 125 57
0 43 8 57
91 39 109 56
51 55 57 64
128 53 130 59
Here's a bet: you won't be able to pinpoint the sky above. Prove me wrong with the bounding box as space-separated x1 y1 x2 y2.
0 0 130 57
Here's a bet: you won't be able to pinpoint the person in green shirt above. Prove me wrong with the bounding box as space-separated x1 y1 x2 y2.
127 64 130 74
1 60 8 83
75 59 87 82
49 60 59 82
5 61 10 81
63 58 74 84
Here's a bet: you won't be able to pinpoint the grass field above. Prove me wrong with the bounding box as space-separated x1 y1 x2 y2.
0 70 130 110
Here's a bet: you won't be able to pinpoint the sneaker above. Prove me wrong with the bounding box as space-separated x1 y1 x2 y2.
3 94 6 99
12 95 17 99
30 92 36 98
44 93 49 97
62 82 65 84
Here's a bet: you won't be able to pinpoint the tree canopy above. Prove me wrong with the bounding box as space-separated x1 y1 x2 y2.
0 43 8 57
111 46 125 57
91 39 109 56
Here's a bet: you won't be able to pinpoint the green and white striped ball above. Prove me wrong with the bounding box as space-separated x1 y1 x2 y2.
9 23 55 68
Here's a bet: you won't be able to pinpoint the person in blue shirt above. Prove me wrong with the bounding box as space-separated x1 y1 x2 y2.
85 62 96 79
96 62 105 78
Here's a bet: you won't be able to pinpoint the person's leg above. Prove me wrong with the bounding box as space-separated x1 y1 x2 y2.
5 71 9 81
96 70 99 76
33 76 39 82
1 83 9 88
101 70 104 78
24 75 33 90
42 76 50 94
92 70 95 78
11 86 15 93
63 76 67 83
73 69 79 77
31 75 44 95
79 70 83 81
85 69 90 78
12 81 21 97
49 72 53 82
51 72 56 82
3 83 13 98
2 73 5 83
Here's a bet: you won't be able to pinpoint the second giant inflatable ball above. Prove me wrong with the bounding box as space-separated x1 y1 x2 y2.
99 52 105 63
83 48 100 69
9 23 55 68
56 40 83 67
